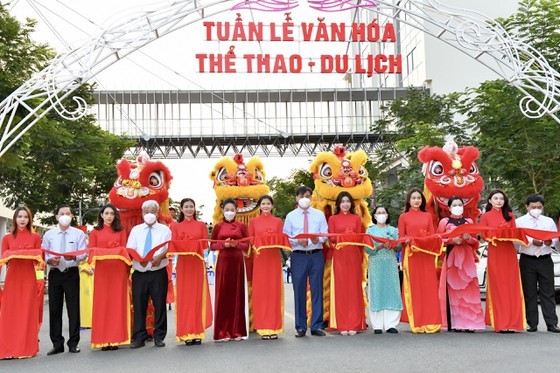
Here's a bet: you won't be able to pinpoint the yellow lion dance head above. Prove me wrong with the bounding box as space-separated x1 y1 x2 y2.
209 153 270 225
309 146 373 228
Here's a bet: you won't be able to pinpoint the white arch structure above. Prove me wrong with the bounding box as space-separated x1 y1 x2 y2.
1 0 559 158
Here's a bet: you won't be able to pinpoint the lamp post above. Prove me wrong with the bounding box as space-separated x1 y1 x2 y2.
77 194 107 226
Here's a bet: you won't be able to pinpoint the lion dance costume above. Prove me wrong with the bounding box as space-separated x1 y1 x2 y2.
209 153 270 331
418 140 483 225
108 153 174 337
309 146 373 325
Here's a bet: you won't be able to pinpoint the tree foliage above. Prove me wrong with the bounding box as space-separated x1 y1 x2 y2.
458 0 560 212
369 0 560 216
0 5 134 222
368 88 468 221
268 168 314 219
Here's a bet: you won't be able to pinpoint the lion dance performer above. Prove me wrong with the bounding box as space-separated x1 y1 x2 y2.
209 153 270 331
418 140 483 226
108 152 174 338
418 140 484 330
309 145 373 327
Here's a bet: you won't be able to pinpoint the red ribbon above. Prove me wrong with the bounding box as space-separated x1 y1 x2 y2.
35 225 560 264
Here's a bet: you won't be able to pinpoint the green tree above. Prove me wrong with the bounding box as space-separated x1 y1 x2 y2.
0 5 134 222
268 168 314 219
459 81 560 212
368 88 469 221
458 0 560 213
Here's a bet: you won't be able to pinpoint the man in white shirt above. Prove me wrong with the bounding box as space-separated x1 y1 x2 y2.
42 205 87 355
283 185 328 338
127 200 172 348
516 194 560 333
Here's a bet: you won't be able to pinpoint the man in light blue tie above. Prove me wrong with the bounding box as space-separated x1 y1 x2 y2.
127 200 172 348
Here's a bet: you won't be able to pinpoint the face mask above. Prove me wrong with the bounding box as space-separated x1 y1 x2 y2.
298 197 311 209
450 206 464 216
224 211 236 221
58 215 72 227
529 209 542 218
143 213 157 225
375 214 388 224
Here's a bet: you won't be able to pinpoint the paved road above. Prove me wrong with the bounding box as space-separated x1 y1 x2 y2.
3 284 560 372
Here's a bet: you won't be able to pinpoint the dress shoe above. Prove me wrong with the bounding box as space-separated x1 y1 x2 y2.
68 346 81 353
386 328 399 334
374 329 383 334
527 326 538 332
193 339 202 345
130 340 145 349
47 347 64 356
311 330 326 337
185 340 194 346
547 325 560 333
154 340 166 347
295 330 306 338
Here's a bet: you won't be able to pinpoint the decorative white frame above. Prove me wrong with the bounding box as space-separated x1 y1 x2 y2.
0 0 558 158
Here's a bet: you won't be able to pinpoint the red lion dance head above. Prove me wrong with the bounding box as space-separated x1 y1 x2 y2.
418 141 483 225
108 153 173 234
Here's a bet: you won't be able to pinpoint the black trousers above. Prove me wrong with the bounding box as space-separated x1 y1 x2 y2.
520 253 558 328
132 267 168 343
48 267 80 349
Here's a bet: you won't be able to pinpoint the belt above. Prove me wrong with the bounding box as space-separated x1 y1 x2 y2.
293 249 322 255
51 267 78 273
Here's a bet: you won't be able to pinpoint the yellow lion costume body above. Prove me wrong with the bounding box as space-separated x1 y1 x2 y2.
209 153 270 331
309 146 373 325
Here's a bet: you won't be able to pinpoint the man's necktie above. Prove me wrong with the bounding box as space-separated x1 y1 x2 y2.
60 231 67 253
303 211 309 234
143 227 153 257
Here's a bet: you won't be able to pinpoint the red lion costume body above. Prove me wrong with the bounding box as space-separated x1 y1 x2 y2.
107 153 175 335
418 141 483 226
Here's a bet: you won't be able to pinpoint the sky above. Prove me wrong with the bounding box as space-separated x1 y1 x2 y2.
9 0 339 221
7 0 520 222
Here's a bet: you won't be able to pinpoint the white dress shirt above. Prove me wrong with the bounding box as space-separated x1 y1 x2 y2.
283 207 328 252
42 226 87 271
127 222 171 272
516 213 558 257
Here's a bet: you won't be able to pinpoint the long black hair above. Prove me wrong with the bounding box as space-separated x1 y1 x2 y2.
178 198 198 222
334 191 356 215
404 188 427 212
485 189 513 222
94 204 123 232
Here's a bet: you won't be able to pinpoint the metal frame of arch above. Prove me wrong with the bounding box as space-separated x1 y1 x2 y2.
1 0 559 158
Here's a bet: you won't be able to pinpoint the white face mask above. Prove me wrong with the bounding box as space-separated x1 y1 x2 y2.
529 209 542 218
224 211 236 221
58 215 72 227
450 206 464 216
143 213 157 225
298 197 311 209
375 214 388 224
